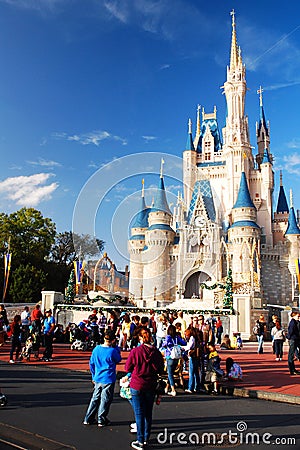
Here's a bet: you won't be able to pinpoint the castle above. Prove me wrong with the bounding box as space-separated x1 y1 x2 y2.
128 11 300 336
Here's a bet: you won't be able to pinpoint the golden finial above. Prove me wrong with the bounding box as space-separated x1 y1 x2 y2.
141 178 145 197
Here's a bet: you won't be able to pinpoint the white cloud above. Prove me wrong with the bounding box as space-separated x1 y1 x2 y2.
0 173 58 207
286 139 300 150
159 64 170 70
27 158 62 168
277 152 300 176
53 130 127 146
103 0 203 42
104 0 129 24
142 135 157 142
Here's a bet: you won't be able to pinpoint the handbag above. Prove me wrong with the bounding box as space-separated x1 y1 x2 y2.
120 376 132 400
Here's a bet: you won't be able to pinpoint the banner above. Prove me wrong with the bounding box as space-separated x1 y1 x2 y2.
74 260 86 285
3 253 12 301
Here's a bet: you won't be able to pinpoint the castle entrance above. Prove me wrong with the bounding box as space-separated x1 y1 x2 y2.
184 271 211 298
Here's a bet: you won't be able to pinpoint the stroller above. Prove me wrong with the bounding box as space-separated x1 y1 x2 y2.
70 322 89 351
86 322 101 350
21 332 40 361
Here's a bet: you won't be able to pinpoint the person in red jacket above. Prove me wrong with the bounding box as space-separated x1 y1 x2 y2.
125 327 164 450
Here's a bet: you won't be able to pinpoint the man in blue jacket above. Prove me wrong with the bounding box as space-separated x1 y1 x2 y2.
83 330 121 426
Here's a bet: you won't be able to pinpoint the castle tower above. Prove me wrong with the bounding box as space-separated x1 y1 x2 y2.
228 171 261 284
259 138 274 245
273 171 289 244
128 180 149 302
143 165 175 303
221 10 254 213
285 191 300 302
256 86 271 168
183 118 197 208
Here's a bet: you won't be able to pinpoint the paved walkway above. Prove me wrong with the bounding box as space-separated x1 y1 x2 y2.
1 341 299 404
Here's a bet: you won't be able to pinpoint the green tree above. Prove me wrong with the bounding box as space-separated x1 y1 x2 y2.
9 264 46 303
223 268 233 311
0 207 56 268
49 231 104 265
0 208 56 301
65 268 76 303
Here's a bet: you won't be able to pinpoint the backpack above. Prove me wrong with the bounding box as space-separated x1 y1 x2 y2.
170 338 182 359
252 324 260 335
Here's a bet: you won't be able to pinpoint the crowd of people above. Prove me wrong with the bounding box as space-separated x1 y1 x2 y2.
2 303 300 449
0 303 56 362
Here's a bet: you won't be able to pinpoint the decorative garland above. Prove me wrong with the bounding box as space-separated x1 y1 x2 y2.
200 269 234 313
55 304 233 315
200 282 225 290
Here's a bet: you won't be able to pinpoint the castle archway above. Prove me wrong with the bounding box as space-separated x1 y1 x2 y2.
183 271 211 298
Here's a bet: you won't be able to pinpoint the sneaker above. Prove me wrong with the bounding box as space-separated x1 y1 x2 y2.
185 389 193 394
279 358 282 361
131 441 144 450
9 360 15 364
275 358 279 361
83 421 90 425
98 418 111 427
167 391 176 397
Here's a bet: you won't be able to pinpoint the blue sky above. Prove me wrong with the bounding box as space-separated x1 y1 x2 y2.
0 0 300 270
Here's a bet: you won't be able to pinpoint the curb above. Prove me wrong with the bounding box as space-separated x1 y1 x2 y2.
220 385 300 405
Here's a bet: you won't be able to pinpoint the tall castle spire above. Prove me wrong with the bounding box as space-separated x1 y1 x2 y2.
285 189 300 235
186 118 195 151
222 9 248 152
230 9 239 69
276 171 289 214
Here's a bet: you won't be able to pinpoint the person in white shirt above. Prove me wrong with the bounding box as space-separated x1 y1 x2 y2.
21 306 31 342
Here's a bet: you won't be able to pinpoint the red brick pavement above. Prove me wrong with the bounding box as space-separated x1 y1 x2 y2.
1 341 299 399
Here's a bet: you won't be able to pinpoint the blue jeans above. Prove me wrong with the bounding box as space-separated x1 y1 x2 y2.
130 388 155 444
288 340 299 374
84 382 115 424
166 358 178 388
273 339 283 358
188 356 200 391
257 335 264 353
